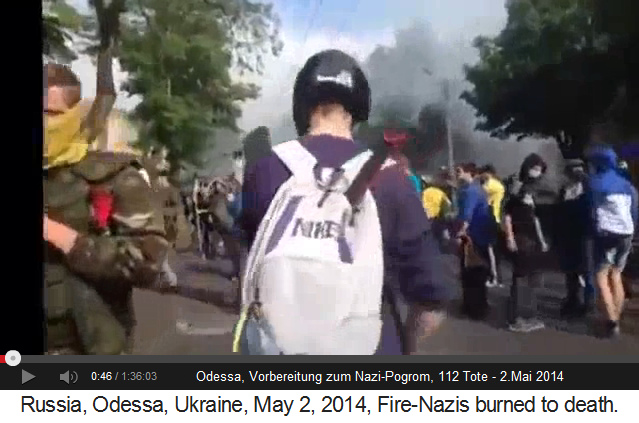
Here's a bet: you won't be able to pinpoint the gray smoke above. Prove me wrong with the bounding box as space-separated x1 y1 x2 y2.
362 19 563 180
191 127 242 178
265 19 564 182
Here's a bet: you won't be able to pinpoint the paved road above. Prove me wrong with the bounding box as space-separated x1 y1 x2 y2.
131 249 639 355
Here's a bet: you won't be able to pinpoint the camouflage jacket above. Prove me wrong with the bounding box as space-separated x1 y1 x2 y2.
140 157 180 216
44 151 169 355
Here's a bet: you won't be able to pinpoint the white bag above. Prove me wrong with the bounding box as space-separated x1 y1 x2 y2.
239 140 387 354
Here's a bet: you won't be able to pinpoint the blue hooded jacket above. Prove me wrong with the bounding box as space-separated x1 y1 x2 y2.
585 146 638 236
456 180 497 247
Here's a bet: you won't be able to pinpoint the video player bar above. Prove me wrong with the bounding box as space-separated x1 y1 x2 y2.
2 363 636 390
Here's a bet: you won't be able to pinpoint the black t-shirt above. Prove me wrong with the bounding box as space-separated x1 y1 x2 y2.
504 177 539 240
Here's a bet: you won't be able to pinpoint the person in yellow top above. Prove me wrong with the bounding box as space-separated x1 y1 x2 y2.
479 164 505 223
421 175 452 219
479 164 505 287
421 174 453 248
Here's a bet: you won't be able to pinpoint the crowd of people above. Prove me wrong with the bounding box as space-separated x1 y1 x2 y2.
413 143 638 338
43 44 638 356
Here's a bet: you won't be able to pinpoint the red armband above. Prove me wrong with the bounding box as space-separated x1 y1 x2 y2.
90 187 114 229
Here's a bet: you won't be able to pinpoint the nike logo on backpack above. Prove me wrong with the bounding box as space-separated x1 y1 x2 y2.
292 217 342 239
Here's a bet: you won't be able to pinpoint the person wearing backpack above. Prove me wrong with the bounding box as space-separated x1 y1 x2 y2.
585 128 638 338
237 49 449 355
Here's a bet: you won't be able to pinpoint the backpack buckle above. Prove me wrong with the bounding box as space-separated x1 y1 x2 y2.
317 168 345 208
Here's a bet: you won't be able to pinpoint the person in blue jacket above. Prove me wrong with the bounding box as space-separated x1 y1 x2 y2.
585 133 638 338
455 163 497 252
454 162 497 319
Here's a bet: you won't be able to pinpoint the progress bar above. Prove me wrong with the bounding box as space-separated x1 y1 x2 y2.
1 351 21 366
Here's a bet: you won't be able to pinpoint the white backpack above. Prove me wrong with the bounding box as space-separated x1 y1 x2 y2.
238 140 388 355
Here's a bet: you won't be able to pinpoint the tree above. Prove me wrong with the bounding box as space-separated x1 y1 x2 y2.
116 0 282 167
461 0 628 157
593 0 639 41
592 0 639 136
43 0 86 63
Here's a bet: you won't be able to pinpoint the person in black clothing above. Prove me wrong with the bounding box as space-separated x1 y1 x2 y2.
557 159 594 317
503 154 551 332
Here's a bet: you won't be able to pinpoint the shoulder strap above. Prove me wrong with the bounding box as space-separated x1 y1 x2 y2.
341 152 397 181
273 140 317 181
138 168 152 186
341 150 373 181
340 151 396 187
339 148 394 206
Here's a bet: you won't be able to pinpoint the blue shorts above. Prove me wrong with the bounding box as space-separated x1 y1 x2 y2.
593 233 633 272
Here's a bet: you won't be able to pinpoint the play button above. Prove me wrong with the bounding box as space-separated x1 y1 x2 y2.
22 370 35 385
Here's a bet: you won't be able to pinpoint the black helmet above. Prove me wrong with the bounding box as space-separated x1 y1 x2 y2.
293 49 371 136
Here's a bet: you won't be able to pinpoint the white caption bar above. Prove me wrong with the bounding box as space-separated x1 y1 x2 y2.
2 390 636 422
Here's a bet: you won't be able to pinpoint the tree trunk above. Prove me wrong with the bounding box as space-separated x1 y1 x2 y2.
93 0 126 47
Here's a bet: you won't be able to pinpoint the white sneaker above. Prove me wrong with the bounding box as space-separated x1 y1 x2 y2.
175 320 194 333
525 318 545 332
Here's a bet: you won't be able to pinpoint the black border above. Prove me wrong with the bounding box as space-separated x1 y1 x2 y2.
0 0 45 354
1 363 637 390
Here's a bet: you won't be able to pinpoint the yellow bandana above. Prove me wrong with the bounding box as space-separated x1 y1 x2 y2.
44 100 92 169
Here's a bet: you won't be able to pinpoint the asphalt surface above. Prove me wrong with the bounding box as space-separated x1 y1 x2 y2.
131 246 639 355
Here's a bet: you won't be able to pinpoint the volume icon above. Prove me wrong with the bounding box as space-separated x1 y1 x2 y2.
60 371 78 384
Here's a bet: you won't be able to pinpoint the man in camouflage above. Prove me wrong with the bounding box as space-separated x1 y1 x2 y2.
141 147 182 287
44 46 170 355
142 148 181 246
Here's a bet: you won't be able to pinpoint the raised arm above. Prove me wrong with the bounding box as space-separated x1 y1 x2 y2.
81 47 116 143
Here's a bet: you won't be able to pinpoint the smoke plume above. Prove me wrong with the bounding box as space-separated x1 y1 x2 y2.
264 19 563 180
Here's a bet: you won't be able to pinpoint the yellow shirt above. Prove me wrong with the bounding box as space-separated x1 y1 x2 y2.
422 187 451 219
483 176 505 223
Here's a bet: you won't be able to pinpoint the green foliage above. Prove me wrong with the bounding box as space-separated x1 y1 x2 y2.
43 0 281 169
116 0 282 166
43 0 85 63
462 0 636 156
593 0 639 40
592 0 639 136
